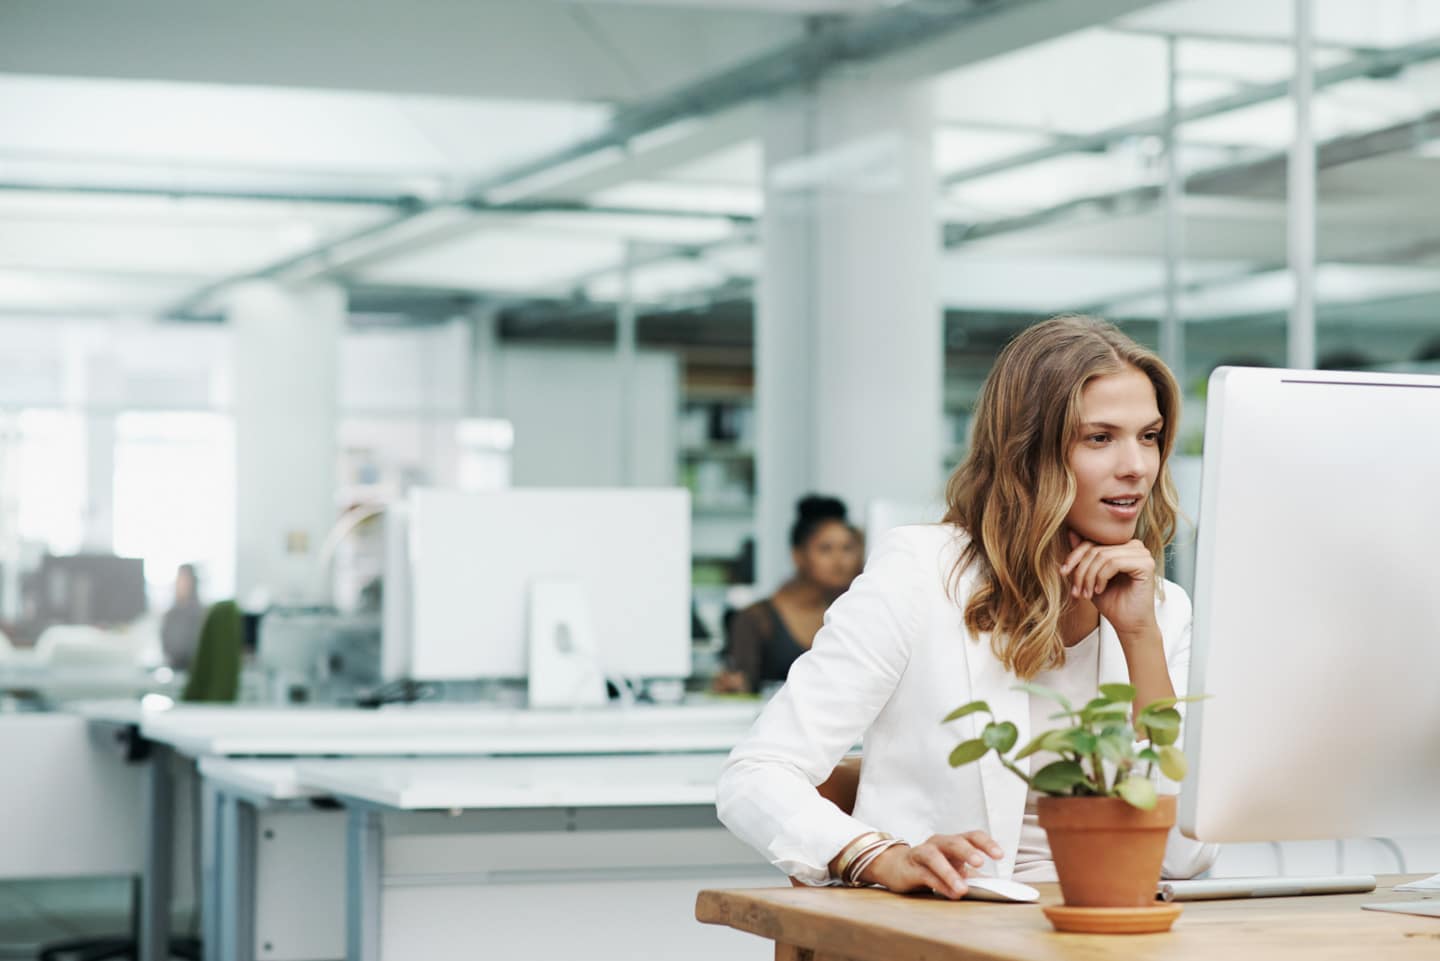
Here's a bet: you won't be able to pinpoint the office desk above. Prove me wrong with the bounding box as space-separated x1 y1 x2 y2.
305 754 775 961
79 701 763 961
696 876 1438 961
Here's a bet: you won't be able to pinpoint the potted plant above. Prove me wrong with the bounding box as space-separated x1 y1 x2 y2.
944 682 1203 933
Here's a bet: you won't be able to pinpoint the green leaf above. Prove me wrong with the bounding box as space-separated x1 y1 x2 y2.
982 721 1018 753
1014 683 1074 713
1042 730 1077 752
1014 733 1049 761
1097 733 1131 763
1099 683 1137 703
1157 745 1188 781
1137 748 1161 764
1149 726 1179 747
1031 760 1090 794
1141 694 1210 712
1115 776 1158 810
1081 696 1114 714
1138 707 1181 730
948 738 989 767
941 701 991 724
1086 708 1131 725
1064 730 1098 755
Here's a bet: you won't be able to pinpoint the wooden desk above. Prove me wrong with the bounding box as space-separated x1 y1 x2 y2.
696 876 1440 961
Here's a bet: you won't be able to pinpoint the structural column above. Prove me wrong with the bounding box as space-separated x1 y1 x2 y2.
229 281 343 604
1288 0 1317 369
756 71 942 592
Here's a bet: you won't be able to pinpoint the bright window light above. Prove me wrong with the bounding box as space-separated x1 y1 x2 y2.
113 412 236 605
0 410 87 555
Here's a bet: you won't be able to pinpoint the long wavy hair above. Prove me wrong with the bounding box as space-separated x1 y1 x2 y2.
943 315 1181 680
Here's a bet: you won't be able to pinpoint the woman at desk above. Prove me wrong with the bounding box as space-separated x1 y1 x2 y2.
713 495 863 695
717 316 1217 896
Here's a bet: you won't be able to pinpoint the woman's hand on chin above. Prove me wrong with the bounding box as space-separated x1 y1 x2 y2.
1060 531 1159 639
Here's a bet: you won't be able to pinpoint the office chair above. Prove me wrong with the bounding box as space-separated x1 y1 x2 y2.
181 600 243 703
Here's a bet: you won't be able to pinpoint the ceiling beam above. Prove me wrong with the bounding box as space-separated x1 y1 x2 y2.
942 40 1440 187
161 0 1164 319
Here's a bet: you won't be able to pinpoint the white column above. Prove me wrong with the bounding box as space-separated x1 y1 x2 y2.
229 281 344 605
466 305 501 418
1161 34 1186 385
1288 0 1317 369
756 72 942 592
82 414 116 552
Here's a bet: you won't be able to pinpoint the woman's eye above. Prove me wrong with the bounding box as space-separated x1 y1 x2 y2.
1087 434 1109 444
1143 431 1162 443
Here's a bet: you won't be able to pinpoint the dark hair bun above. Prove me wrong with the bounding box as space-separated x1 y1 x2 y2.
796 494 847 524
791 494 849 548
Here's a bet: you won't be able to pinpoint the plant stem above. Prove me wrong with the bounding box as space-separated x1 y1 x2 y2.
1091 751 1108 794
998 756 1033 788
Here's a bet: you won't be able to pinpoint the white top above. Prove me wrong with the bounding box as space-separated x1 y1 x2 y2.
716 525 1219 886
1013 626 1100 883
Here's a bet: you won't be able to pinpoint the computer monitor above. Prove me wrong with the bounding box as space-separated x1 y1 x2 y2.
382 488 691 684
1180 367 1440 842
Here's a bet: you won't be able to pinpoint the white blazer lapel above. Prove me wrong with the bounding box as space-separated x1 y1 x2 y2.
960 623 1029 879
1096 617 1129 690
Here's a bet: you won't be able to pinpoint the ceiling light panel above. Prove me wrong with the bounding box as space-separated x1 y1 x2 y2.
357 227 626 293
589 181 762 216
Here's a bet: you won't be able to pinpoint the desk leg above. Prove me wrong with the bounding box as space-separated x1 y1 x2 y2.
140 744 174 961
200 780 219 961
217 792 257 961
345 809 382 961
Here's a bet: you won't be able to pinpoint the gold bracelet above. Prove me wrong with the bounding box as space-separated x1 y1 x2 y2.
833 831 892 882
845 838 906 887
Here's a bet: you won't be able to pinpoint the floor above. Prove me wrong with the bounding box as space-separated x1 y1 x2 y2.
0 879 194 961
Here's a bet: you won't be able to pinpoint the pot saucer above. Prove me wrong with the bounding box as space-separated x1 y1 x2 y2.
1042 903 1182 934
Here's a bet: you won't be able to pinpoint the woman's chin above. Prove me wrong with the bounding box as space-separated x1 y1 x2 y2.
1072 520 1137 545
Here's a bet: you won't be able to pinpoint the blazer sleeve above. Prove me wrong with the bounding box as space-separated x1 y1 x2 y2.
1157 584 1222 879
715 528 928 885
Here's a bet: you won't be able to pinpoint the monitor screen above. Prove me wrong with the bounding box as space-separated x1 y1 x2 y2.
385 488 691 682
1180 367 1440 843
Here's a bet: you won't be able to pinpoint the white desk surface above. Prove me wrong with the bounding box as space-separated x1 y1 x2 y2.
74 700 763 759
197 758 326 802
293 753 728 810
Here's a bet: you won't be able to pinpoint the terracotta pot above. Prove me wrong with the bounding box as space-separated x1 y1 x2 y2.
1036 794 1176 908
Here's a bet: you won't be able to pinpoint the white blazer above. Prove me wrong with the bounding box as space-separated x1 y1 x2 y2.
716 524 1219 885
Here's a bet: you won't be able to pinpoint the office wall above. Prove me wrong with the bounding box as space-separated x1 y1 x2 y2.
496 346 678 489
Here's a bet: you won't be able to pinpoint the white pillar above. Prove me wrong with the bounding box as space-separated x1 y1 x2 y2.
82 413 116 552
466 305 501 418
229 281 343 605
1288 0 1317 369
756 72 942 592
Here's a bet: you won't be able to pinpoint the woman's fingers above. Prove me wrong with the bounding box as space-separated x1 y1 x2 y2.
912 845 968 899
961 831 1006 861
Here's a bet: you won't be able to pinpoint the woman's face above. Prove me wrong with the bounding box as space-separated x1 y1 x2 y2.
794 520 863 593
1064 367 1164 546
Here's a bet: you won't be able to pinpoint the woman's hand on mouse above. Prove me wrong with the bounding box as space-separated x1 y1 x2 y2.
857 831 1004 898
1059 532 1159 639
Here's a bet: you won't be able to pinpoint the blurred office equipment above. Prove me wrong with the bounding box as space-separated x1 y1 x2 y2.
22 552 146 636
1182 367 1440 844
256 606 381 703
383 488 691 702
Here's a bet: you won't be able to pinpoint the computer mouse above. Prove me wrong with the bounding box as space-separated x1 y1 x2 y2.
961 877 1040 903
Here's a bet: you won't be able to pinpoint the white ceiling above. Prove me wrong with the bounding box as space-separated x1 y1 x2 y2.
2 0 1440 327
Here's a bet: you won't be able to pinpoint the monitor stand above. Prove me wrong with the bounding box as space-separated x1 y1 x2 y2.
527 578 608 710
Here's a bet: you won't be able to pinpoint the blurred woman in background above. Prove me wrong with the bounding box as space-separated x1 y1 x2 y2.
714 494 863 694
